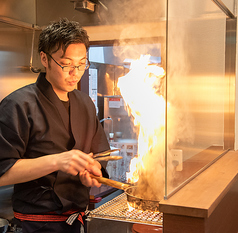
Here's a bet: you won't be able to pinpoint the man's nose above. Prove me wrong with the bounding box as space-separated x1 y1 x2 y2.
70 67 83 75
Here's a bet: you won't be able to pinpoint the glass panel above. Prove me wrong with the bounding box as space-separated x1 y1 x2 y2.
165 0 231 198
88 0 235 203
88 1 167 203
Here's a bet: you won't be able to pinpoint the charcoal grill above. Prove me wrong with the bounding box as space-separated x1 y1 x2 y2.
87 192 163 227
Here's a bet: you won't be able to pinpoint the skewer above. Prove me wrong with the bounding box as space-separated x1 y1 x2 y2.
95 155 123 162
93 148 121 158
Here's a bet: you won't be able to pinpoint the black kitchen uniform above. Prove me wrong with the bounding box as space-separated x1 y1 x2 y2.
0 72 110 232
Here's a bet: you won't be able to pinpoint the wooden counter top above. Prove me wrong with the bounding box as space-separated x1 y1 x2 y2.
159 150 238 218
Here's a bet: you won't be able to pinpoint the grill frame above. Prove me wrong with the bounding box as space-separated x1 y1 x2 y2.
87 192 163 226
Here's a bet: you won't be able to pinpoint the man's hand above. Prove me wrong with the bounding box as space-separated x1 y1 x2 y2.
79 159 102 187
79 170 102 187
55 150 103 187
55 150 101 176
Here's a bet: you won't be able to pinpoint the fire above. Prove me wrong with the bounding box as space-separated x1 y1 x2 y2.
127 202 134 212
126 156 140 183
117 55 166 200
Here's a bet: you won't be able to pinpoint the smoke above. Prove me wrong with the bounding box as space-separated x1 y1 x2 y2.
113 1 195 201
98 0 165 25
166 14 195 149
117 53 194 202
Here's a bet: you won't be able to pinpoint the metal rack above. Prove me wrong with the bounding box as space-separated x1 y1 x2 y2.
88 193 163 226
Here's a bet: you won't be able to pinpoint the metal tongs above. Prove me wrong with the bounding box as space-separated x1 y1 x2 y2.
93 149 122 161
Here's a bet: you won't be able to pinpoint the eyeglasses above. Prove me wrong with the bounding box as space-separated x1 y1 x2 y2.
47 53 90 72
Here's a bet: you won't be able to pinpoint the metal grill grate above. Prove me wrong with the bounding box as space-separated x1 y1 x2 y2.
88 193 163 226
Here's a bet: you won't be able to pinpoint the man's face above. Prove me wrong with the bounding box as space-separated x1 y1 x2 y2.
40 43 87 101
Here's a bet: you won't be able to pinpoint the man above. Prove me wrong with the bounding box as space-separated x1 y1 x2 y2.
0 18 110 232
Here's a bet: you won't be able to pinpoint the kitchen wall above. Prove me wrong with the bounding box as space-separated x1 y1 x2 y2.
0 21 41 101
0 0 36 24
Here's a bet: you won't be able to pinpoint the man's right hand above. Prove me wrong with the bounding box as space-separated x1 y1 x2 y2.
54 150 101 176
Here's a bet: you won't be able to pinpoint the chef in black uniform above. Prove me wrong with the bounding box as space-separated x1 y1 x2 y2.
0 18 110 233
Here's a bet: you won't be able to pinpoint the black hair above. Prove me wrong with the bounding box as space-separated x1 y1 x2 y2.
38 18 89 56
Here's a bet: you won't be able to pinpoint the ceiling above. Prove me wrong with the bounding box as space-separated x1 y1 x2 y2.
0 0 166 28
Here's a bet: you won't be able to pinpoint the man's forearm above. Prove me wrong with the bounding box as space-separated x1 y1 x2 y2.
0 155 57 186
0 149 101 187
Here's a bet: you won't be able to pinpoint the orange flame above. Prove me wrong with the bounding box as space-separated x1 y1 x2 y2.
117 55 166 187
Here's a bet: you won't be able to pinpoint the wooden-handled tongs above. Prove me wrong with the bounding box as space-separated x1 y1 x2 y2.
93 149 122 161
90 174 130 190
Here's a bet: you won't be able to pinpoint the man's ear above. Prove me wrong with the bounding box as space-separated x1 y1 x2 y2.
40 51 48 68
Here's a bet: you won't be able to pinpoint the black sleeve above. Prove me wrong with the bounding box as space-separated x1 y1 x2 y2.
0 97 29 176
